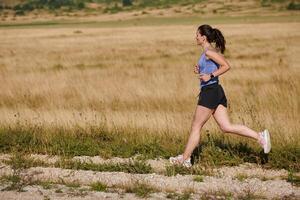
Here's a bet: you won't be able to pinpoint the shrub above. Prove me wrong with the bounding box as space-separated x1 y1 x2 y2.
13 0 86 14
287 1 300 10
123 0 133 7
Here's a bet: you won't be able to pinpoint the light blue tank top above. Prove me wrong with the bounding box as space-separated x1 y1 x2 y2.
198 49 219 88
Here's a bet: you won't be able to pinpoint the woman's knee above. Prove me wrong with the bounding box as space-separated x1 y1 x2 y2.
191 122 204 132
220 124 233 133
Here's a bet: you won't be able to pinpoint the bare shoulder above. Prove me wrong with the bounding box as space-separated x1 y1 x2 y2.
204 48 230 66
205 49 224 59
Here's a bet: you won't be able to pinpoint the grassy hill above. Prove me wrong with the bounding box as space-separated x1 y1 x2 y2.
0 0 299 17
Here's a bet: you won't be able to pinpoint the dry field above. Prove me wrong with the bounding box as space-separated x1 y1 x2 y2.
0 12 300 199
1 20 300 146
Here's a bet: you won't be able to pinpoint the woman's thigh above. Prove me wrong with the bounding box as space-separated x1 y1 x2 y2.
191 105 214 129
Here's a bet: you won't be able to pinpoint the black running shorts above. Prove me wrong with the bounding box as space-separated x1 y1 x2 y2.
197 83 227 109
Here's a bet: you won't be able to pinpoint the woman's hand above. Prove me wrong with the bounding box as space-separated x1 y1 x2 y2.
194 64 199 74
199 73 211 82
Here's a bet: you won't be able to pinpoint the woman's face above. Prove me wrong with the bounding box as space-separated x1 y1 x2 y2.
196 31 205 45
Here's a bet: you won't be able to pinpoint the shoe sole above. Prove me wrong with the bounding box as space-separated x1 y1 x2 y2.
264 129 271 154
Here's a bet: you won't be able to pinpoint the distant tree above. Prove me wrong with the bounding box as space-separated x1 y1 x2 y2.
122 0 132 7
77 2 85 10
47 0 73 10
287 1 300 10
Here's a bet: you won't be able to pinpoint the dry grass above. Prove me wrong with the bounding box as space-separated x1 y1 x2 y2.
0 20 299 151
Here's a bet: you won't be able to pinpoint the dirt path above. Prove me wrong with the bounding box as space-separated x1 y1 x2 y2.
0 154 299 199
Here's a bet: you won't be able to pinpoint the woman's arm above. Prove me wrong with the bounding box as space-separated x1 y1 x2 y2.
199 50 230 82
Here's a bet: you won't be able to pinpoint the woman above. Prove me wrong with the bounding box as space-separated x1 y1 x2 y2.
169 24 271 168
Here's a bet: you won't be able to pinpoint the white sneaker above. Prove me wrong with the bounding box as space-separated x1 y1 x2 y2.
258 129 271 154
169 154 192 168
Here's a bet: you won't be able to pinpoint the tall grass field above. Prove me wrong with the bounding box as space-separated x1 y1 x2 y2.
0 15 299 171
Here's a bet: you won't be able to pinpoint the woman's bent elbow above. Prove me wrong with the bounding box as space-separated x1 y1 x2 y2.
226 65 231 71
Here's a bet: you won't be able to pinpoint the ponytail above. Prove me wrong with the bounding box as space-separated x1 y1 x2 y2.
213 28 226 54
198 24 226 54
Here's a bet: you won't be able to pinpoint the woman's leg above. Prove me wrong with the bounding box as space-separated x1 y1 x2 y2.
212 105 260 140
182 105 214 160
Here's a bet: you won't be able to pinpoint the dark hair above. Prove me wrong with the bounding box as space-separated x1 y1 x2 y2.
198 24 226 54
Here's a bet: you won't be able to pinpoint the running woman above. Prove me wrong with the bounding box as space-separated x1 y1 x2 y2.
169 24 271 168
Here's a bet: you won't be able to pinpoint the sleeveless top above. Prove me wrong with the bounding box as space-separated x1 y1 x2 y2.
198 49 219 88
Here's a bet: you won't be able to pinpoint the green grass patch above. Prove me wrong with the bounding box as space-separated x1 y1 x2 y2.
235 173 248 182
0 124 177 158
287 170 300 187
3 152 153 174
193 175 204 182
65 181 81 188
3 153 49 170
166 164 192 176
125 182 157 198
54 158 153 174
90 181 107 192
268 144 300 171
55 188 63 193
0 174 27 192
1 152 47 191
1 174 83 192
166 192 191 199
2 151 153 176
37 181 54 190
0 124 299 172
200 190 233 200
